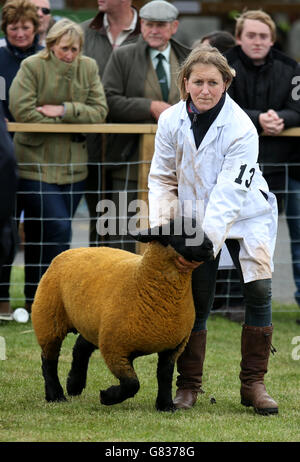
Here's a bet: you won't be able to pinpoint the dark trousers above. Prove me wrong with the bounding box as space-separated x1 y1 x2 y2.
192 239 272 330
0 179 85 304
85 163 138 253
286 176 300 306
85 163 105 246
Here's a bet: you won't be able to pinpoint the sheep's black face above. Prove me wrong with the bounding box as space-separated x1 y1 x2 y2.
133 217 214 262
169 232 214 262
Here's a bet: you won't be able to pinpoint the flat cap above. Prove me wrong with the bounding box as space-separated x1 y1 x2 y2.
139 0 179 22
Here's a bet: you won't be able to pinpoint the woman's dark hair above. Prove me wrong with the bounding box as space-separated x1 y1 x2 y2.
1 0 40 35
193 31 236 54
200 31 236 54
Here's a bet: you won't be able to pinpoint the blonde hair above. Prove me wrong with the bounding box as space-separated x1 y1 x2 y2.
178 45 236 100
39 18 84 59
1 0 40 35
235 10 276 42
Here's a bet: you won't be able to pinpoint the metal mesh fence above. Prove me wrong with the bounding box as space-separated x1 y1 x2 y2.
1 158 300 314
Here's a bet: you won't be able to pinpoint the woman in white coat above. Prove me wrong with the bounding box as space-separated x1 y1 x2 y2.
148 46 278 415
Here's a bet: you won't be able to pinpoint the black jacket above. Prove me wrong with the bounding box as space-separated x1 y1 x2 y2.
0 103 17 269
0 36 43 121
225 46 300 188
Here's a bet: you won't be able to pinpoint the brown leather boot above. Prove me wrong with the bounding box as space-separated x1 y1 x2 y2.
0 301 13 320
173 330 206 409
240 324 278 415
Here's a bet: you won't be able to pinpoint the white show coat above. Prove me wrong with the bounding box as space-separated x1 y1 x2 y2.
148 94 278 283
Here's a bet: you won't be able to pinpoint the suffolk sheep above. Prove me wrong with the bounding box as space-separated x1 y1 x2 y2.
31 217 213 412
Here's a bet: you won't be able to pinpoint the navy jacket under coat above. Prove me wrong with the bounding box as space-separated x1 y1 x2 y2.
0 36 43 121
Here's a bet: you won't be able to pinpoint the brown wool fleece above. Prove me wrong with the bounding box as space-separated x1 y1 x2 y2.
31 243 195 374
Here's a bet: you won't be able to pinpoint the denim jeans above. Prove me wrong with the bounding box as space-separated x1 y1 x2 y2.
18 179 85 303
192 239 272 330
286 176 300 306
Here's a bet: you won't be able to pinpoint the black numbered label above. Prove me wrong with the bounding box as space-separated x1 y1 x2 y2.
234 164 255 188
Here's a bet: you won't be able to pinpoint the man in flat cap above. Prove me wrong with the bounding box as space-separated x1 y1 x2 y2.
101 0 190 251
139 0 179 22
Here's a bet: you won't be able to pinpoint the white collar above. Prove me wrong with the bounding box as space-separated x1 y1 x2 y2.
103 8 137 33
149 43 171 63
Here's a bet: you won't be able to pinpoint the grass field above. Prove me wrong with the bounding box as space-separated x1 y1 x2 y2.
1 307 300 443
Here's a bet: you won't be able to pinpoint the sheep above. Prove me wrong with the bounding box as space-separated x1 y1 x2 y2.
31 216 213 412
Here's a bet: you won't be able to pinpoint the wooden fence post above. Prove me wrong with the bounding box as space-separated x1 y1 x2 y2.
137 133 155 254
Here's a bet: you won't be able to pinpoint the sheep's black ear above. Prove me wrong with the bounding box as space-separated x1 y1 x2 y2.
130 225 168 245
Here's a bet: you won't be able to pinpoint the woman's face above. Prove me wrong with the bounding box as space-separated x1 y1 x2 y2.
184 63 226 112
6 20 35 50
51 35 80 63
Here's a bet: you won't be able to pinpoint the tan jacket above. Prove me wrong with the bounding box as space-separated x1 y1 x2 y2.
9 52 108 184
144 48 181 107
102 36 190 165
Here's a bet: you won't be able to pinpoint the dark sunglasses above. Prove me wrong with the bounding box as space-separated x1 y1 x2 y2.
37 7 51 15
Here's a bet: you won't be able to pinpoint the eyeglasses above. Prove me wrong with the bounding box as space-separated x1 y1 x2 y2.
36 7 51 15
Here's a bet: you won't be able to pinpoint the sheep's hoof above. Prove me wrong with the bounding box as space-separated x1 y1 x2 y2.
45 392 67 403
66 376 85 396
100 386 124 405
100 378 140 405
155 400 177 413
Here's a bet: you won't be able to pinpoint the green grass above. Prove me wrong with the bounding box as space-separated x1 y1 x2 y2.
1 310 300 442
9 265 25 309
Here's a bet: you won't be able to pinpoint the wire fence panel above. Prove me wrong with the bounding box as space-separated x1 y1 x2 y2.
3 124 300 313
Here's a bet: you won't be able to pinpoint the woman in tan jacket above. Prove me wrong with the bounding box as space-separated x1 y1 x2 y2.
9 18 108 312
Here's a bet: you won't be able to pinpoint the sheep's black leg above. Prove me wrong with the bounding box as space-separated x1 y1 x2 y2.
42 355 66 402
155 349 177 412
100 353 140 406
67 335 97 396
100 376 140 405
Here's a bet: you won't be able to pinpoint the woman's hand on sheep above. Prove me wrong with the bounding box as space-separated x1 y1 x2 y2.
175 256 203 273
